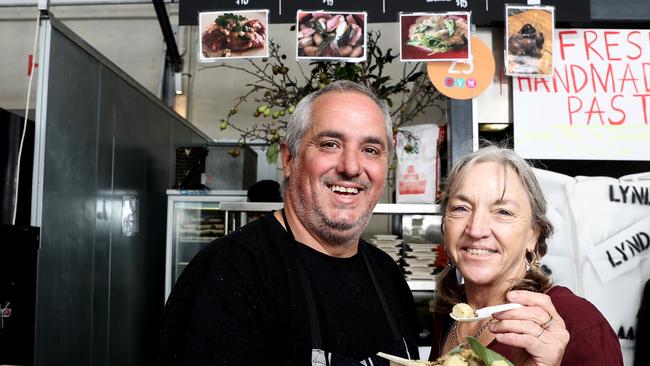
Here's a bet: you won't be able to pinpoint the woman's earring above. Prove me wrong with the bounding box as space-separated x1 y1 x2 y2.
525 249 539 271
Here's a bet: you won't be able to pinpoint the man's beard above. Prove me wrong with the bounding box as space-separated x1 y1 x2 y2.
288 175 376 246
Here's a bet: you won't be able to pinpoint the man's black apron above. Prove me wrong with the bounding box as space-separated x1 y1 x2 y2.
281 210 414 366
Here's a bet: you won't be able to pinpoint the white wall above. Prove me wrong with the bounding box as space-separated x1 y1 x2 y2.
0 3 171 110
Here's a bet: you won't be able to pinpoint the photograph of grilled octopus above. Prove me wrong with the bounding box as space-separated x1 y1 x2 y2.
297 11 366 59
201 11 267 58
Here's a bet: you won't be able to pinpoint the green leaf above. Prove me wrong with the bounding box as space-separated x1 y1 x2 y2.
406 39 425 47
466 337 514 366
265 142 279 164
444 18 456 37
377 76 390 85
407 72 424 82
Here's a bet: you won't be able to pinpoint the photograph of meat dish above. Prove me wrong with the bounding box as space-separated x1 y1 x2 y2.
400 12 470 62
199 10 268 61
296 11 366 61
505 5 554 76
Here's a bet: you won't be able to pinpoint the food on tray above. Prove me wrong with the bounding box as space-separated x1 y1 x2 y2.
508 23 544 57
452 303 477 319
406 15 468 55
297 12 365 58
202 13 266 57
432 348 484 366
378 337 512 366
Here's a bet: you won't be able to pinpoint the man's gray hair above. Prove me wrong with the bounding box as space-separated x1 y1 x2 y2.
441 145 553 257
284 80 394 158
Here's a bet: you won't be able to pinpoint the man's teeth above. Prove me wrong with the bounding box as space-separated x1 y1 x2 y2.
330 185 359 194
466 248 497 255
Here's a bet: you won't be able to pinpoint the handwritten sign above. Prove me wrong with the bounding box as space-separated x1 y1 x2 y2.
588 215 650 284
514 29 650 160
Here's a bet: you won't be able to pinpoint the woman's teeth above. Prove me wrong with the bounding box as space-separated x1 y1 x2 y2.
330 185 359 194
465 248 497 255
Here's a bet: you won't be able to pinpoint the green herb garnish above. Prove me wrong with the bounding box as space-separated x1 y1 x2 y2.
466 337 514 366
214 13 247 27
444 19 456 37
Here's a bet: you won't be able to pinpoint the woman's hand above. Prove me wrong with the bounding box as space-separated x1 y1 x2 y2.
488 290 570 366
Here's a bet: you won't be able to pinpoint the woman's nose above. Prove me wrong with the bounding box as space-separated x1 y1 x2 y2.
465 212 491 238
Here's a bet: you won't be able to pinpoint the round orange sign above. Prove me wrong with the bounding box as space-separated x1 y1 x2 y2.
427 37 495 100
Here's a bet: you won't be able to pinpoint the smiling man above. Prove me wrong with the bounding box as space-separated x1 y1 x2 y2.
279 84 391 257
159 81 419 366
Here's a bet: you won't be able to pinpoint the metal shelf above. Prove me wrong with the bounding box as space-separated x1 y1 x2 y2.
220 202 283 212
219 202 441 214
407 280 436 291
177 237 219 243
374 203 441 214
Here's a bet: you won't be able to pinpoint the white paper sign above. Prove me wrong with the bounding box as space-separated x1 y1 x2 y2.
588 215 650 284
396 125 440 204
514 29 650 160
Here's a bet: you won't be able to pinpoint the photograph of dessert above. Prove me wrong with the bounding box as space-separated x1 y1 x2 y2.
199 10 269 61
400 12 471 62
505 5 555 76
296 11 367 62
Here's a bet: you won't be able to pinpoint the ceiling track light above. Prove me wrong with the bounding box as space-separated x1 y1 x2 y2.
174 72 183 95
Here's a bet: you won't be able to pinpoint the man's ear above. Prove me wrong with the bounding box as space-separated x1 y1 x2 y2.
280 142 293 178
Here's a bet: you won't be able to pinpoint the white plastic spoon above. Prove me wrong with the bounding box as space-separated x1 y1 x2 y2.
376 352 431 366
450 303 523 322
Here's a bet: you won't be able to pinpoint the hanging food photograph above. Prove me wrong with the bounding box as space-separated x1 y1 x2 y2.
199 10 269 62
505 5 555 76
296 10 367 62
400 12 471 62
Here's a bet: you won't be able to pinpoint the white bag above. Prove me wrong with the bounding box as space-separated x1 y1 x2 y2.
395 125 439 204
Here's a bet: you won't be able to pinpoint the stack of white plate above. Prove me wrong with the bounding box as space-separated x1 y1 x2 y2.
369 234 402 263
403 243 438 280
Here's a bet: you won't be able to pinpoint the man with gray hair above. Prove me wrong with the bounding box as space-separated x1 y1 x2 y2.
159 80 419 365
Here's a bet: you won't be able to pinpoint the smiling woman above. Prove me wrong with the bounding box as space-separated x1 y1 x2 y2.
429 145 623 366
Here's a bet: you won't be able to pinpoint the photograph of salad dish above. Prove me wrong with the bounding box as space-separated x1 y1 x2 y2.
400 12 470 62
296 11 367 61
199 10 269 61
505 5 554 76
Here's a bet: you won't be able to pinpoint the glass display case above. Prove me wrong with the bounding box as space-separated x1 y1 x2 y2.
165 190 247 299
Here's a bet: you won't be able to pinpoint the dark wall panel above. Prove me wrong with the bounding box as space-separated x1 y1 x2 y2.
35 19 209 365
92 65 117 366
109 76 150 366
142 105 175 361
35 28 100 365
